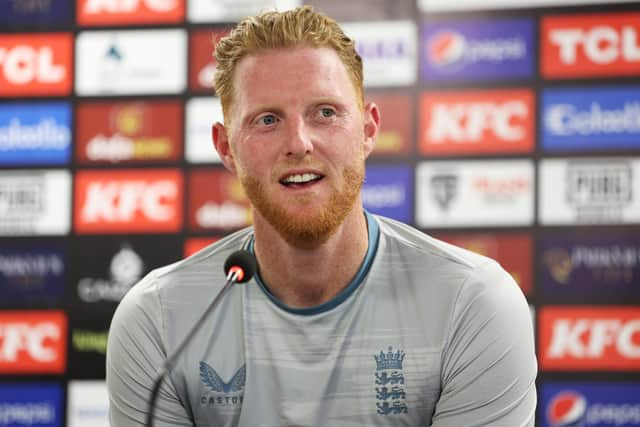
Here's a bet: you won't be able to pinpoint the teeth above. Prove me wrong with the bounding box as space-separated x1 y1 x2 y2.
283 173 320 184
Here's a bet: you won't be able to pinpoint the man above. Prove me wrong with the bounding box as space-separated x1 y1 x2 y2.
107 6 537 426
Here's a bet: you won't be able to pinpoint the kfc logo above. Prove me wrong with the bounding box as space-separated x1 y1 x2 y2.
75 169 183 233
540 307 640 371
420 90 534 155
542 13 640 78
0 34 72 96
78 0 184 25
0 311 66 374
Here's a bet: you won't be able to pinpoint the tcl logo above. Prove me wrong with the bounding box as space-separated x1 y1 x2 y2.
419 89 534 156
0 311 66 374
542 13 640 78
78 0 184 25
74 169 183 233
0 34 72 96
540 307 640 371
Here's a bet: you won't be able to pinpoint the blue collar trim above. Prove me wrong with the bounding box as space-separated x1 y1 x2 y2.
249 211 379 316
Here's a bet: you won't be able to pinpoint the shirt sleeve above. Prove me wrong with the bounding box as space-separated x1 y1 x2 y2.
431 260 537 427
106 271 193 426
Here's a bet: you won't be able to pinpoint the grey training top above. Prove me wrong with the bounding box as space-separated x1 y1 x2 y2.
106 213 537 426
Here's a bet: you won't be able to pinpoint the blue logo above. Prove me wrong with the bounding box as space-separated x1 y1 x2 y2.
0 383 62 427
542 86 640 152
0 0 71 27
374 347 408 415
199 362 245 407
422 18 534 82
363 165 412 223
541 382 640 427
539 231 640 302
0 103 72 166
0 242 65 306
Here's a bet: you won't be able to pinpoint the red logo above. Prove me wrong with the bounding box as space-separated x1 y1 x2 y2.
539 306 640 371
433 232 532 296
547 391 587 427
419 89 534 156
189 28 230 92
188 169 251 232
77 0 185 26
369 92 412 156
427 30 466 67
542 12 640 78
74 169 183 233
0 311 67 374
76 101 183 164
0 33 73 97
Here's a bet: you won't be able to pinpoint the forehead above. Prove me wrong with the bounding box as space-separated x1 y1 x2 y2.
231 46 358 110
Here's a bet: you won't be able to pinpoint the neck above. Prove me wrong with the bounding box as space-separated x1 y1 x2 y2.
252 207 369 309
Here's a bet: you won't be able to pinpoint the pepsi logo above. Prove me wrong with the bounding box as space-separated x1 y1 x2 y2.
547 391 587 427
427 31 466 67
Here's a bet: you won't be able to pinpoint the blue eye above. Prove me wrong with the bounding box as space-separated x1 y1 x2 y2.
259 115 277 125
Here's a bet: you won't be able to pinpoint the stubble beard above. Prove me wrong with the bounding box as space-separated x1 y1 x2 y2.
240 165 364 250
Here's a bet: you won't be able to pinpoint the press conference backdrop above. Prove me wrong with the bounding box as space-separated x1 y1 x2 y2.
1 0 640 425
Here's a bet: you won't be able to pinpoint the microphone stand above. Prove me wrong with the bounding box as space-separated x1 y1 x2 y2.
145 268 242 427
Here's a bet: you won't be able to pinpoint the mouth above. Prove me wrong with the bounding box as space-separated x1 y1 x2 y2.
279 172 324 188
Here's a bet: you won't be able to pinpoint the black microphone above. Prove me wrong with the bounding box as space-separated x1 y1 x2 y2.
145 249 257 427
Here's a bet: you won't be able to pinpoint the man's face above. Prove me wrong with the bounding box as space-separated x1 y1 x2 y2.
214 46 378 249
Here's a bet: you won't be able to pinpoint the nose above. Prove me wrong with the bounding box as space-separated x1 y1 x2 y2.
285 116 314 158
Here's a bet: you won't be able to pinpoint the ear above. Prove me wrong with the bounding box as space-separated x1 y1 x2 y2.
212 122 237 174
363 101 380 158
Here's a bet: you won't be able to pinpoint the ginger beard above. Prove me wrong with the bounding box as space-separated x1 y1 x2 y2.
239 161 365 250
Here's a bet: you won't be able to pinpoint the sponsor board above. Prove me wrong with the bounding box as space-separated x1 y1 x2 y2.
77 0 185 26
68 322 109 379
74 168 184 234
188 0 299 23
0 241 65 307
419 89 535 156
0 169 71 236
433 232 532 296
421 18 534 82
539 306 640 371
539 158 640 225
189 28 230 92
68 236 182 310
0 383 62 427
363 165 412 223
0 310 67 374
185 97 223 164
76 100 183 164
0 0 71 27
418 0 636 11
0 102 72 166
416 160 534 228
542 13 640 79
184 237 219 258
188 169 251 232
0 33 73 97
541 382 640 427
342 21 417 87
542 86 640 152
368 92 412 156
75 29 186 96
67 381 108 427
540 230 640 302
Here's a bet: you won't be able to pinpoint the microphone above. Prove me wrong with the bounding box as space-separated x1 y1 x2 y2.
145 249 257 427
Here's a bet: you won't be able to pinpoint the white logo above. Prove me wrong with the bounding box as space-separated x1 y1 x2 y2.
0 322 60 362
81 180 177 223
547 318 640 359
0 46 65 85
550 26 640 64
427 101 528 142
83 0 177 13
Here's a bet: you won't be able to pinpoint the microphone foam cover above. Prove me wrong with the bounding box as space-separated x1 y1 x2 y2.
223 250 257 283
